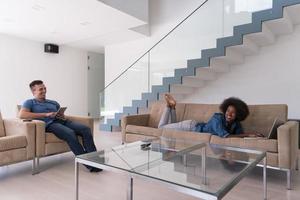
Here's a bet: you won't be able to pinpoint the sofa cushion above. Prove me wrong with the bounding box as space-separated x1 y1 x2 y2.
46 132 84 144
148 102 186 128
0 112 5 137
46 132 65 143
126 125 163 137
183 104 220 122
0 135 27 151
162 129 211 143
241 104 287 136
210 135 278 152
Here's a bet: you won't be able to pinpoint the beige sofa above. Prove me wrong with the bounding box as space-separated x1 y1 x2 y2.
122 102 299 189
0 112 36 174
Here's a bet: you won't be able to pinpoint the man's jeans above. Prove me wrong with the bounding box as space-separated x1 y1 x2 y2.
46 120 97 156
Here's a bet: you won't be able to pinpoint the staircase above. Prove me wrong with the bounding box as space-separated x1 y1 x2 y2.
100 0 300 131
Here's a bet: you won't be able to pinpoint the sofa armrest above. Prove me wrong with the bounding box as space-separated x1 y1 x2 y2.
121 114 150 143
3 119 35 159
277 121 299 169
31 120 46 157
65 115 94 136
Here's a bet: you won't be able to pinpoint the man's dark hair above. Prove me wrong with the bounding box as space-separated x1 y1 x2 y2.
219 97 249 121
29 80 43 90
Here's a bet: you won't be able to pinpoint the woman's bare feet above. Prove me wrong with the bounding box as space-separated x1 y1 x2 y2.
164 93 176 108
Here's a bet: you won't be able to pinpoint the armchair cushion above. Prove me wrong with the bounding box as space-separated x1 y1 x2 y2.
46 132 64 143
210 135 278 153
65 115 94 135
3 119 35 159
0 135 27 151
33 115 94 157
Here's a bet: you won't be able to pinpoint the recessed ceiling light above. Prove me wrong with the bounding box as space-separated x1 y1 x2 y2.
80 22 91 26
32 4 46 11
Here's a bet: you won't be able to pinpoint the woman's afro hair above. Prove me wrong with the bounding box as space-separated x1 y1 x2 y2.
219 97 249 121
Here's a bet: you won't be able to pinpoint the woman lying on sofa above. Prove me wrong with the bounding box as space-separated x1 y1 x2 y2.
158 94 263 138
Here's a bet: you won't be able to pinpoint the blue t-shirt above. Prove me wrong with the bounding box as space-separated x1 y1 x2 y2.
22 99 60 126
194 113 243 137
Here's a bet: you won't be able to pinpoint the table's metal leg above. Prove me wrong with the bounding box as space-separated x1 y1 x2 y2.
183 154 187 166
201 147 207 185
75 160 79 200
147 150 150 170
32 157 36 175
127 175 133 200
263 156 267 200
36 157 40 173
287 170 291 190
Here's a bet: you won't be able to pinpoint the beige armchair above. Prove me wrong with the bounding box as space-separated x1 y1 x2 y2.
32 116 93 173
17 105 94 173
0 112 36 174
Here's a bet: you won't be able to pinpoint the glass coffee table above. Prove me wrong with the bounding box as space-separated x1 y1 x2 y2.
75 137 267 200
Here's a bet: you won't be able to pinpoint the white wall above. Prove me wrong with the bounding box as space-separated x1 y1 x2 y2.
184 25 300 119
0 34 88 118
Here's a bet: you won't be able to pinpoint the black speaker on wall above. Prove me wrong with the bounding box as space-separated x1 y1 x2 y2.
44 43 59 54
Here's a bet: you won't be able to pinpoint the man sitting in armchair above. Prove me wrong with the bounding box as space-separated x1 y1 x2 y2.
19 80 101 172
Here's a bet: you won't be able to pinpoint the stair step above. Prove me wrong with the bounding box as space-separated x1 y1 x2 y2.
226 37 259 56
209 59 230 73
163 76 182 85
187 58 210 69
195 67 217 80
264 8 294 35
170 85 195 94
210 48 244 65
175 68 195 77
201 47 225 60
142 92 158 101
132 99 148 108
152 85 170 94
114 112 128 121
244 23 275 46
99 124 112 132
107 118 120 126
285 4 300 25
181 76 205 87
123 106 138 115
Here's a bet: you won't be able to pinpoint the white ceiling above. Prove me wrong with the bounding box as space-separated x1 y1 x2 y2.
0 0 148 53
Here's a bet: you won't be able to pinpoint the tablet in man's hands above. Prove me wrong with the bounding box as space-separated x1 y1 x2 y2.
55 107 67 117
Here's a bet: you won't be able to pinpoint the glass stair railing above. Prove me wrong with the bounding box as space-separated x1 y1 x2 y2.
99 0 300 131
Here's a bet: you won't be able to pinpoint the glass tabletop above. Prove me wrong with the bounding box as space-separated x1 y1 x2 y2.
76 136 204 172
76 136 266 198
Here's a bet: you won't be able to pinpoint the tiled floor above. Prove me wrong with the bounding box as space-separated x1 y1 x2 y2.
0 127 299 200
